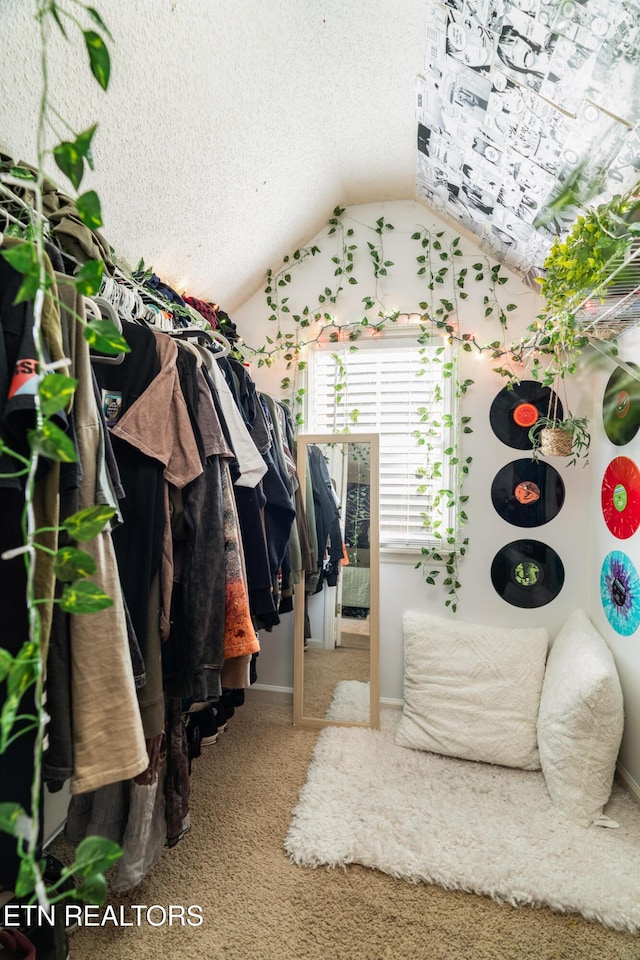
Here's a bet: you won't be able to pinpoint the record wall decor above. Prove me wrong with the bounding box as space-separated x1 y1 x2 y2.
490 539 564 608
602 363 640 446
490 381 564 450
491 459 564 527
600 550 640 636
601 456 640 540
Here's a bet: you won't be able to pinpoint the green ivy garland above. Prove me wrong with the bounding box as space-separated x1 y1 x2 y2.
241 206 521 612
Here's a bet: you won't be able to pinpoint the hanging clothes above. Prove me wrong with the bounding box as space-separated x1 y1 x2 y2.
58 283 147 796
307 443 345 593
0 168 313 898
0 247 66 887
93 323 168 739
162 344 230 701
220 464 260 663
199 349 280 629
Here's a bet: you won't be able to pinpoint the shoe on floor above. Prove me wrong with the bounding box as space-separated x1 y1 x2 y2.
198 705 221 745
222 687 245 708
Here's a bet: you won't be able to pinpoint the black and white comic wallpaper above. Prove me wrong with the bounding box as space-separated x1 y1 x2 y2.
416 0 640 281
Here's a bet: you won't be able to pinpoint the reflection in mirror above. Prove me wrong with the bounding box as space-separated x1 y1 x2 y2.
293 433 379 729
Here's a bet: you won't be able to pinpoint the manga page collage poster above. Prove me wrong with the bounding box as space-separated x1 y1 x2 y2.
415 0 640 281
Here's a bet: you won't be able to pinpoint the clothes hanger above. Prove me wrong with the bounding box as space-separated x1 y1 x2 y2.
175 339 203 366
167 326 231 357
0 177 49 233
0 207 8 246
86 296 125 365
100 274 148 324
142 301 174 332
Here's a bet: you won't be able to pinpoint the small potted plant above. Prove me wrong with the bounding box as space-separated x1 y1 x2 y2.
528 413 591 467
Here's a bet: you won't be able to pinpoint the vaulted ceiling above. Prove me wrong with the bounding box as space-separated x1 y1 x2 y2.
0 0 638 312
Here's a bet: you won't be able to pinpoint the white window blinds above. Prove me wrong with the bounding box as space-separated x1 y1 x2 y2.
308 334 456 551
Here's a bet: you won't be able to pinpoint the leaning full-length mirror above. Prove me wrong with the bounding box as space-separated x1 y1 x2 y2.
293 433 379 729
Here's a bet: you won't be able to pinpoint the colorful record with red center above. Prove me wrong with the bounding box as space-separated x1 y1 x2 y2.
601 456 640 539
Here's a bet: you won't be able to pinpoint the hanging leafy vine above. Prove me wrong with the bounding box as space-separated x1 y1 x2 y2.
0 0 127 910
241 206 521 611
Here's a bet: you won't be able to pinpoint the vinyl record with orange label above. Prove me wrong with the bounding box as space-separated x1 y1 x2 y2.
601 456 640 539
491 459 565 527
490 381 564 450
602 363 640 446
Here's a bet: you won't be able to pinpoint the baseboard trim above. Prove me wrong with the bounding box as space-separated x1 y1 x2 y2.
617 761 640 802
247 687 404 711
247 684 293 705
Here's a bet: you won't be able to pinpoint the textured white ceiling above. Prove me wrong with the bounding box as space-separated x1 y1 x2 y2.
0 0 425 312
3 1 636 315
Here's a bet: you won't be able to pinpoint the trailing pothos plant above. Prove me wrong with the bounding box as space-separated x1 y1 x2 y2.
0 0 128 909
242 206 519 612
488 182 640 469
499 187 640 375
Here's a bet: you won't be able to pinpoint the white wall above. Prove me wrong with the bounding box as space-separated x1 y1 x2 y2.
589 326 640 794
235 199 594 701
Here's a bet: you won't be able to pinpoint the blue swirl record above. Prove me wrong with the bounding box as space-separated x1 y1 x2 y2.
491 459 565 527
491 539 564 608
600 550 640 636
602 363 640 446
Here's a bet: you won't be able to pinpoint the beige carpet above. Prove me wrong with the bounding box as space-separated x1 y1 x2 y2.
339 615 371 650
302 646 369 718
59 698 639 960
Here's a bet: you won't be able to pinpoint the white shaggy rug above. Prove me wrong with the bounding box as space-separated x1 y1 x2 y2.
325 680 370 723
285 711 640 933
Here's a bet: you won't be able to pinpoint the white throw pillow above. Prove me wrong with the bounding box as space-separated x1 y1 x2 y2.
396 611 548 770
537 609 624 827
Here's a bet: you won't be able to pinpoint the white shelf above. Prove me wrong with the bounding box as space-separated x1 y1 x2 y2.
575 245 640 343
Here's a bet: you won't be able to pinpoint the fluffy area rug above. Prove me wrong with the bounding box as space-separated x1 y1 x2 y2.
285 711 640 934
325 680 370 723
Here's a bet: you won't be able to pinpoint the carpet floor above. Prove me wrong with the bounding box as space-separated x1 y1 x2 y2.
58 697 640 960
302 646 369 718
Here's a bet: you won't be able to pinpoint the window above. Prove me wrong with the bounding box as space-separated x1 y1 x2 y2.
306 330 457 557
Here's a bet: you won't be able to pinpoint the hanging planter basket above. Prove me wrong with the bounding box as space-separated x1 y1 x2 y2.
539 426 573 457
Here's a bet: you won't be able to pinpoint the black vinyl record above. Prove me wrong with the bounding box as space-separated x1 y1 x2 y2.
602 363 640 446
490 381 564 450
491 459 565 527
491 539 564 608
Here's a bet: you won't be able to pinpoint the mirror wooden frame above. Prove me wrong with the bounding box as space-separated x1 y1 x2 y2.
293 432 380 730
